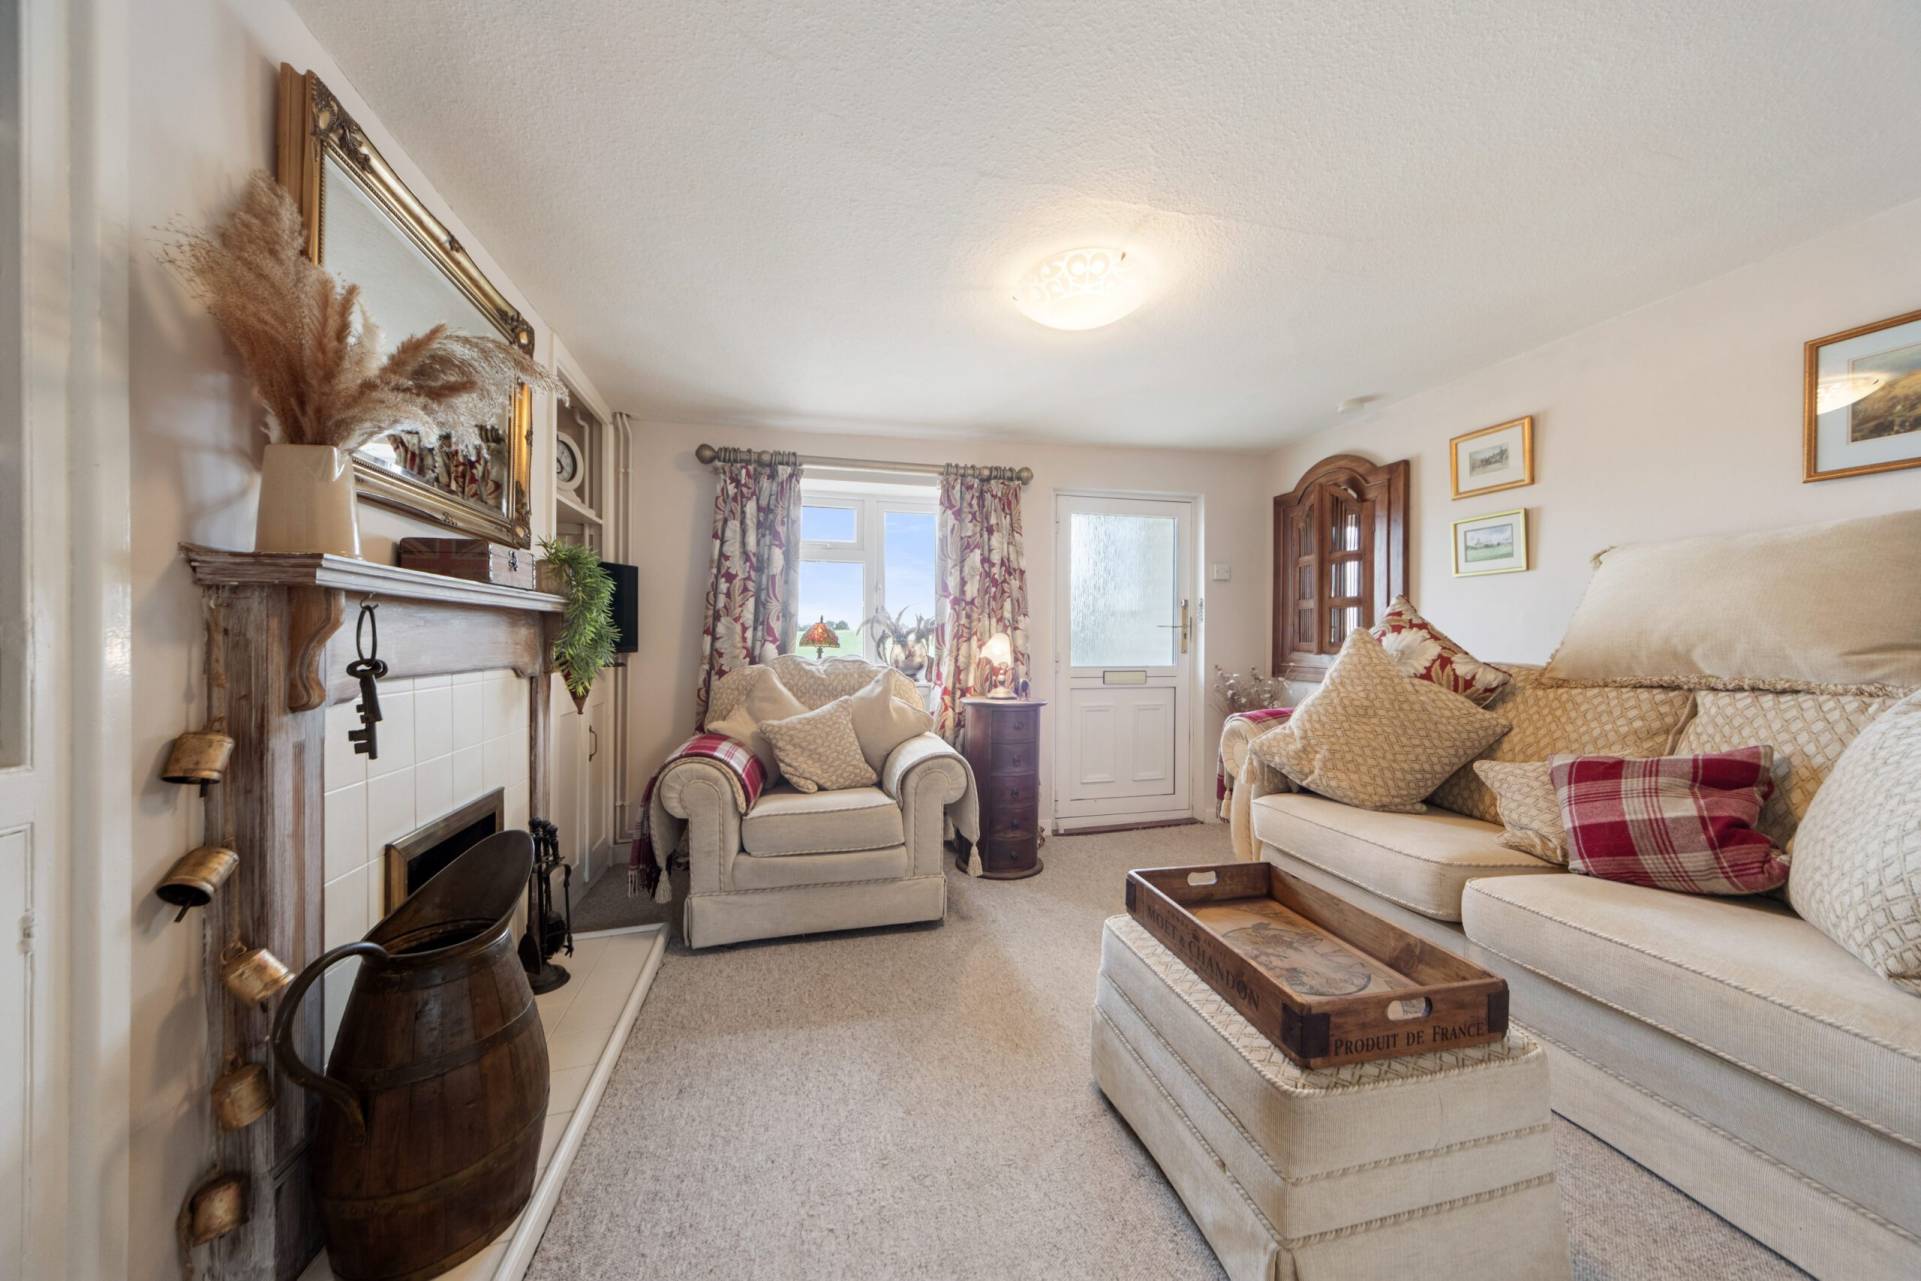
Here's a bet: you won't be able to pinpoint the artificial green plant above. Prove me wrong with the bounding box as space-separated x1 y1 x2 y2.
540 537 617 712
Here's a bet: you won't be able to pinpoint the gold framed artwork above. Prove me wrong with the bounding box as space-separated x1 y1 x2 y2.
1449 416 1533 499
1803 307 1921 483
1452 508 1528 577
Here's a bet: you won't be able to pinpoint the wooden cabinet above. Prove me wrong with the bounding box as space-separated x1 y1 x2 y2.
1272 454 1409 684
960 697 1046 879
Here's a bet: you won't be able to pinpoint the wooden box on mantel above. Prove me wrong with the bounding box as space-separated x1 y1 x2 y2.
396 537 536 590
1125 862 1508 1068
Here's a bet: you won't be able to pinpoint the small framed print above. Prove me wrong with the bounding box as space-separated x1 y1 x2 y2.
1452 508 1528 577
1805 307 1921 482
1449 416 1533 499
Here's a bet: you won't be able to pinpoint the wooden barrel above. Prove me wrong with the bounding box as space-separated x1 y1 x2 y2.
274 830 547 1281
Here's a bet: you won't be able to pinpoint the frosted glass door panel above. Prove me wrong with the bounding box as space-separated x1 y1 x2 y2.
1068 512 1178 667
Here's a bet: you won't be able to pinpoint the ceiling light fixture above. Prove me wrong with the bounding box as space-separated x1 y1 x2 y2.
1814 372 1888 415
1013 246 1142 331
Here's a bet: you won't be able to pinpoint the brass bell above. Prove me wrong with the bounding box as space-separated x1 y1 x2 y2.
161 724 235 790
210 1060 274 1131
176 1168 249 1280
156 845 239 923
220 943 294 1008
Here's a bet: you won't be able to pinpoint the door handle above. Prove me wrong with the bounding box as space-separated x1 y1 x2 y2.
1153 600 1192 654
588 725 598 762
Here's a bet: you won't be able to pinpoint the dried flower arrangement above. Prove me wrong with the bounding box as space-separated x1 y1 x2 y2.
161 171 562 452
1212 664 1291 715
865 605 937 678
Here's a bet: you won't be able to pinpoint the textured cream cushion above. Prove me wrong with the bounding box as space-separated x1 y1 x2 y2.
846 672 935 771
1250 792 1554 920
1430 669 1693 824
759 697 878 793
1788 692 1921 995
1473 760 1569 864
1254 630 1510 813
1675 688 1902 853
1463 873 1921 1146
741 785 904 856
1544 510 1921 687
704 669 807 780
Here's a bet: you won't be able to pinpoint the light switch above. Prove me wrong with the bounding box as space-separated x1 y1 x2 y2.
1210 563 1231 582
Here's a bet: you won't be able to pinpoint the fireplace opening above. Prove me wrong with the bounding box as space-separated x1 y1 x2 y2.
383 787 507 915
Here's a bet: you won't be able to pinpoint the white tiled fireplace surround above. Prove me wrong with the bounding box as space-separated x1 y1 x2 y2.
319 667 531 1051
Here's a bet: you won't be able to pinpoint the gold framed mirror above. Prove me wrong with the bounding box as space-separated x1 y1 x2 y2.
275 64 535 547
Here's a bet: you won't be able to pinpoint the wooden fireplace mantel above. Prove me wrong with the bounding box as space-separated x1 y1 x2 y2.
178 545 565 1280
183 544 566 711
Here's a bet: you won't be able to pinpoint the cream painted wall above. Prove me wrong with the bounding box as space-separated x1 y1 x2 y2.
1267 196 1921 670
126 2 554 1273
623 421 1273 827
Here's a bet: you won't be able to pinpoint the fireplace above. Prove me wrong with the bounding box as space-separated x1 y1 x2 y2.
384 788 506 914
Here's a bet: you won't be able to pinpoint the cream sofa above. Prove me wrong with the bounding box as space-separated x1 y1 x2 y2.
1233 515 1921 1281
660 656 975 949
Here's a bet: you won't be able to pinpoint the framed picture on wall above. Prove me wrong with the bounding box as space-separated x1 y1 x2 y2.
1449 416 1533 499
1452 509 1529 577
1804 307 1921 482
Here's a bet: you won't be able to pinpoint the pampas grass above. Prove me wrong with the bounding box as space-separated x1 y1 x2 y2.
162 171 562 452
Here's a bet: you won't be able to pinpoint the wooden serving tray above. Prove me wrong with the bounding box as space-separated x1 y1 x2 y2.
1125 862 1508 1068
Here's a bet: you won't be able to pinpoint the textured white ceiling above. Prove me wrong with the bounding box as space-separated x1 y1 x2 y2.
293 0 1921 448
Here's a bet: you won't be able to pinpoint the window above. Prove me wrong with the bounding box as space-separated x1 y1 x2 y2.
795 481 940 670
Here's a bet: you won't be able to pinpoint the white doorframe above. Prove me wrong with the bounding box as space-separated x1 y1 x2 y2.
7 1 133 1276
1051 489 1206 832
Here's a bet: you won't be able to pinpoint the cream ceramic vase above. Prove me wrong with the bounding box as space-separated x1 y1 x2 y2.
255 444 361 557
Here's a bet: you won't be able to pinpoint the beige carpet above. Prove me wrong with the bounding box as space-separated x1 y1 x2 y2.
528 825 1804 1280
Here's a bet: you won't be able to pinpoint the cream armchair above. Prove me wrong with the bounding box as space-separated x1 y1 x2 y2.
661 657 976 948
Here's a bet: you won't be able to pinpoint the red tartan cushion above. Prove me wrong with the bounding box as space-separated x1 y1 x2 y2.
1551 747 1786 895
1369 596 1512 706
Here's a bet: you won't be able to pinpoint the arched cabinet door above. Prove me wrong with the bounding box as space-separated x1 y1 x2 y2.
1271 454 1409 683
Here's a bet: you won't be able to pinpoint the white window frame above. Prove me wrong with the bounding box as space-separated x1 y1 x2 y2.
798 479 939 662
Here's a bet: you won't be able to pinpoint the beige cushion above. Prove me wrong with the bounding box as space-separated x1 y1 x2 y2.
1462 873 1921 1147
759 697 878 793
1430 670 1693 823
704 669 807 780
731 844 910 890
1254 630 1510 813
1676 687 1902 852
1250 792 1555 920
762 653 911 709
847 672 934 772
741 785 905 856
1788 692 1921 995
1544 510 1921 687
1473 760 1568 864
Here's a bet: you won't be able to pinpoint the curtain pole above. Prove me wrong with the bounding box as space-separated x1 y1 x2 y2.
693 442 1033 486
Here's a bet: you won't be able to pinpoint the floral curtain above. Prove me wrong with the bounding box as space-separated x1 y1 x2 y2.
695 451 802 725
933 465 1030 740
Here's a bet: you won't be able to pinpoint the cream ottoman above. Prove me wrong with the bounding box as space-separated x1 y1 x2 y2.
1092 914 1570 1281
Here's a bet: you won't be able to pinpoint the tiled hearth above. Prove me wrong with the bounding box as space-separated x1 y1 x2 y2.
319 667 532 1052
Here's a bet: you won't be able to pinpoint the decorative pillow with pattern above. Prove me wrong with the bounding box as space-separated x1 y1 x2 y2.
704 669 807 782
1370 595 1513 706
759 697 880 793
1254 629 1511 813
1787 692 1921 994
1428 670 1694 824
1473 760 1569 864
1552 747 1786 895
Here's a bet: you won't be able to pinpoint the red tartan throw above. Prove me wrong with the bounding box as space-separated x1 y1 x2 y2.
1551 747 1786 895
630 734 767 897
1217 707 1292 799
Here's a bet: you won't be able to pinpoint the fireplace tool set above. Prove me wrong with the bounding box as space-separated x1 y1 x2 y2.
520 817 576 993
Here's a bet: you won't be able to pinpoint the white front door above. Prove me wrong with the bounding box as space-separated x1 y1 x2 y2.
1053 493 1195 830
